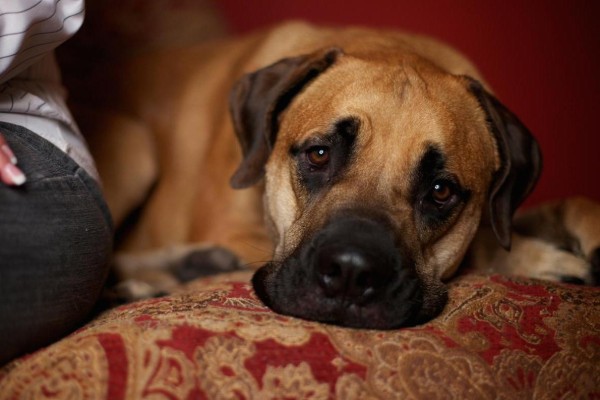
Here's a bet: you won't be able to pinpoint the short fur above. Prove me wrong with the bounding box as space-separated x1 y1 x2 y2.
70 22 599 328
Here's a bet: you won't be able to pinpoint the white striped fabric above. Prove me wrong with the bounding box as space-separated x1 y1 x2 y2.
0 0 98 181
0 0 84 81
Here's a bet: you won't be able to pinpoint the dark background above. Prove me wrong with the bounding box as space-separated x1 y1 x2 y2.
217 1 600 207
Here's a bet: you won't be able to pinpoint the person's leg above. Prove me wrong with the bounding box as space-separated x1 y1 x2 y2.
0 122 112 365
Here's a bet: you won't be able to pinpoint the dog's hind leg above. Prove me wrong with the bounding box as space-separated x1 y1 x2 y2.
513 197 600 284
74 106 159 229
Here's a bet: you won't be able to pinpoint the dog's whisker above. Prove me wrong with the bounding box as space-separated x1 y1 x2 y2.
238 241 271 252
241 260 281 269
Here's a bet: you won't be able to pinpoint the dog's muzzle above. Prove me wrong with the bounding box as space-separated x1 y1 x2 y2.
252 213 428 329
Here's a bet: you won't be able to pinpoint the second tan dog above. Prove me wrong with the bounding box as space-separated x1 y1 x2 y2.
69 22 600 328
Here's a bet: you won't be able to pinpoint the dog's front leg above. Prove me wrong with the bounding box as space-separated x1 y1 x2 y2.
109 244 243 302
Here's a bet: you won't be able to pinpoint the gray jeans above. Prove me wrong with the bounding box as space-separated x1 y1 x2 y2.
0 122 112 365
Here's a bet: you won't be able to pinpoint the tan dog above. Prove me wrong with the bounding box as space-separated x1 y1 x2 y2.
68 22 600 328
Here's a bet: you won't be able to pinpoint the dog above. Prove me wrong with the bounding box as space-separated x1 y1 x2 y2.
65 21 600 329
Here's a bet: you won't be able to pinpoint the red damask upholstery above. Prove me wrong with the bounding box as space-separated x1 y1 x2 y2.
1 271 598 399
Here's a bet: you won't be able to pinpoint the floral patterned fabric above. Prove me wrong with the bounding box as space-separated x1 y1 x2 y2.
1 271 599 399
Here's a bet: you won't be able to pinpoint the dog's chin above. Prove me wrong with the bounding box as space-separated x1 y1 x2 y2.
251 262 445 330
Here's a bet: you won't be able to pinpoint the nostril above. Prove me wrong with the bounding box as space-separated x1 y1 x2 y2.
317 259 344 297
355 270 374 289
348 264 381 301
320 263 343 291
320 261 342 280
315 247 393 302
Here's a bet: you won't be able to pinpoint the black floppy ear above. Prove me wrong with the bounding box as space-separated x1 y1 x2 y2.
467 78 542 250
229 47 343 189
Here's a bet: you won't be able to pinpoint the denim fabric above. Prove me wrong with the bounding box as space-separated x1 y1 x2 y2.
0 122 113 365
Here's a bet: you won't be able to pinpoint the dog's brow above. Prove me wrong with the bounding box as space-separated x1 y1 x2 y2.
416 145 445 177
334 117 360 138
290 117 359 152
409 145 446 201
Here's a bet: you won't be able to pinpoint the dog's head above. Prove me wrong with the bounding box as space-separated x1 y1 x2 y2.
229 47 541 329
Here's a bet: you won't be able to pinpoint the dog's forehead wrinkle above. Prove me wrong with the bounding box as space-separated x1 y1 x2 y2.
293 115 361 149
400 62 431 95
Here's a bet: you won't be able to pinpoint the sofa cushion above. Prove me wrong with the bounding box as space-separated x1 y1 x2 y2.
1 271 598 399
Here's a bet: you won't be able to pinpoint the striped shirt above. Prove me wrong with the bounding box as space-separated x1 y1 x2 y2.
0 0 98 181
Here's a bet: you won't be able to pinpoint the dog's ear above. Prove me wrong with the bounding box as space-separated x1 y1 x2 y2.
467 78 542 250
229 47 343 189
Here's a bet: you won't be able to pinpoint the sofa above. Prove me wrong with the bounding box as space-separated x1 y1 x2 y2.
2 1 599 398
1 270 599 398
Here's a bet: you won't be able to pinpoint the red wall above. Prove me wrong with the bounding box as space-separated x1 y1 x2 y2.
217 1 600 206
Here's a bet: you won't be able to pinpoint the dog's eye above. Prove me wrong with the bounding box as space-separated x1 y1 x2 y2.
431 180 454 205
306 146 330 167
418 174 469 231
430 179 456 209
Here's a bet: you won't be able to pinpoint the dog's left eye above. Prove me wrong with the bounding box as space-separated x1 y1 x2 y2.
427 179 460 211
431 180 454 205
306 146 330 168
418 178 465 228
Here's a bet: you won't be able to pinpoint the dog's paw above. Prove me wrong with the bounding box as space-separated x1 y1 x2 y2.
559 275 587 285
564 247 600 286
535 249 593 285
172 246 242 283
555 247 600 286
102 279 170 305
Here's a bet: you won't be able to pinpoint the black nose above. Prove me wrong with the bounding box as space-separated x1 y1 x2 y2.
316 245 393 303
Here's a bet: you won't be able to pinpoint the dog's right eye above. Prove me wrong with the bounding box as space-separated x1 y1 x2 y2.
295 144 336 193
306 146 330 168
294 117 358 193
